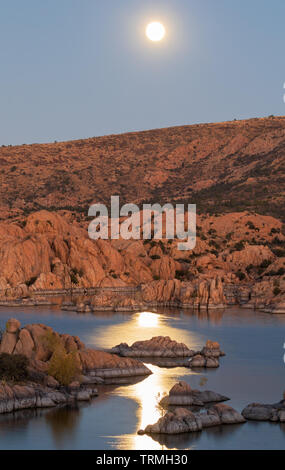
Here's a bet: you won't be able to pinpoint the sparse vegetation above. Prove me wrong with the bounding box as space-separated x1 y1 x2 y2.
43 331 80 386
0 353 29 382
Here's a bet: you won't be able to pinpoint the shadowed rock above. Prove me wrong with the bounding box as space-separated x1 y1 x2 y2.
242 399 285 422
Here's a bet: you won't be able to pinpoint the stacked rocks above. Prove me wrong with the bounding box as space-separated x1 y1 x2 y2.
189 340 225 369
111 337 225 370
159 381 229 407
242 399 285 422
111 336 195 358
138 404 245 435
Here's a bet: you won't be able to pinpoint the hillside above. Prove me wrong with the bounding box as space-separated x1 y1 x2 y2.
1 116 285 221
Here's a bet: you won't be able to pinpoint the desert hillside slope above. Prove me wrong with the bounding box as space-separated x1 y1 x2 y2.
1 116 285 221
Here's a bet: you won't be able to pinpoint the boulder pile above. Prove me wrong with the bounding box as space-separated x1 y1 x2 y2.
159 381 229 407
111 337 225 369
138 404 245 435
242 399 285 422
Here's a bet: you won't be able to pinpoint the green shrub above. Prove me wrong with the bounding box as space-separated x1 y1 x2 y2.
70 270 79 285
48 344 80 386
26 276 37 287
42 330 61 354
246 264 254 274
272 249 285 258
273 287 281 296
234 241 245 251
235 270 246 281
259 259 271 270
0 353 29 382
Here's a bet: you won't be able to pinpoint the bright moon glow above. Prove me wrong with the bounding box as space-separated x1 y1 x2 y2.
138 312 159 328
146 22 165 42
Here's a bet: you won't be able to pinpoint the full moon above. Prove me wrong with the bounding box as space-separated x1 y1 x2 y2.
146 21 165 42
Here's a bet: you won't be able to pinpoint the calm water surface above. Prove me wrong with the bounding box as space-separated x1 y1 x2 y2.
0 306 284 450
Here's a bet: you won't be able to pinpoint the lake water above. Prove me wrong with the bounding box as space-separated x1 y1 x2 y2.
0 306 284 450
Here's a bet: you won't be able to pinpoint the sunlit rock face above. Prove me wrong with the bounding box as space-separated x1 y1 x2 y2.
110 336 225 370
159 381 230 407
110 336 196 358
138 404 245 435
0 207 284 309
0 318 151 380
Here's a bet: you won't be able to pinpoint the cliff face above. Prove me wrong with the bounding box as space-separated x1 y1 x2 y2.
0 116 285 221
0 209 283 309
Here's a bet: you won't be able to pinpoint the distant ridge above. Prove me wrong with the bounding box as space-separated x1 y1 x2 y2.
0 116 284 221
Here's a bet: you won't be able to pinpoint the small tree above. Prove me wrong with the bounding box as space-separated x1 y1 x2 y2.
48 344 80 386
42 331 81 386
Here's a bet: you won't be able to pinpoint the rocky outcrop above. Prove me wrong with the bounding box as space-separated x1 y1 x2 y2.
0 319 151 381
263 301 285 314
188 340 225 369
159 381 229 407
141 277 227 310
138 404 245 435
111 336 225 369
91 294 142 312
0 382 98 414
242 399 285 422
0 207 283 312
110 336 195 358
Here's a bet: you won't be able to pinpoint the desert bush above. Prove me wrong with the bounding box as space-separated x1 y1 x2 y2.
48 344 80 386
272 249 285 257
70 269 79 285
234 241 245 251
273 287 281 296
259 259 271 270
246 264 254 273
26 276 37 287
42 330 61 354
0 353 29 382
235 270 246 281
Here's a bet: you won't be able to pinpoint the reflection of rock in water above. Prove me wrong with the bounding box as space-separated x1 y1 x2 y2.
142 358 189 368
146 422 243 450
0 408 44 430
207 310 224 325
147 430 201 450
203 422 242 440
45 406 80 443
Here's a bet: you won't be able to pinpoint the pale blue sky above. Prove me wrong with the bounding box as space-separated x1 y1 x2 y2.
0 0 284 145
